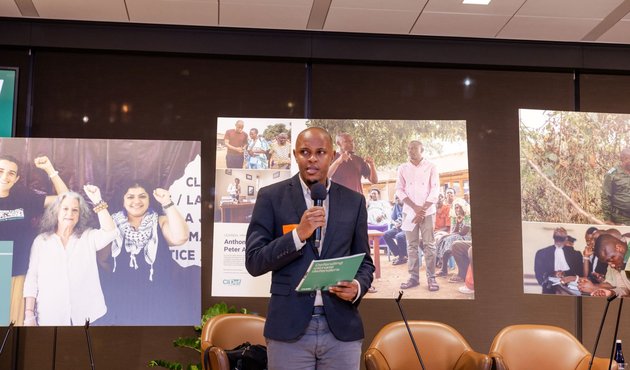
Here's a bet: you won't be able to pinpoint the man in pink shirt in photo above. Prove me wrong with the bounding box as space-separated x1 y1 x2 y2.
395 140 440 292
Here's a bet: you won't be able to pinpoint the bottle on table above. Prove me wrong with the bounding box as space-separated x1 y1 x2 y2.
615 339 626 370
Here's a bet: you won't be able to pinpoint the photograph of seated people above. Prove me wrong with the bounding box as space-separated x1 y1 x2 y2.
533 227 585 295
0 155 68 326
23 185 118 326
435 189 454 232
587 230 630 298
383 196 407 266
581 226 609 284
98 180 194 325
451 240 475 294
436 198 471 278
367 188 390 226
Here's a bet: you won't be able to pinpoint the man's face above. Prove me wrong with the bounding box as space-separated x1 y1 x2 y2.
369 190 379 201
337 134 354 152
235 121 244 133
294 129 334 187
0 159 19 193
585 233 595 248
552 229 568 244
277 134 288 145
446 190 455 202
249 129 258 140
408 142 422 162
599 242 626 270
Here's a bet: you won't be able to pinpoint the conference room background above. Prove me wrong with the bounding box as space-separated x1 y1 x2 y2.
3 18 630 369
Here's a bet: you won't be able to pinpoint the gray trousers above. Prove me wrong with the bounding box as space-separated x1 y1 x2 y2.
405 214 436 282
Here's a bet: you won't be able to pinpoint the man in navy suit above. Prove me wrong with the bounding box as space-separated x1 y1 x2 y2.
246 127 375 370
534 227 583 294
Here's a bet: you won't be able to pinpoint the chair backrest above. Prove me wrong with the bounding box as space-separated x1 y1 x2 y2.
200 313 266 352
365 321 483 370
489 324 611 370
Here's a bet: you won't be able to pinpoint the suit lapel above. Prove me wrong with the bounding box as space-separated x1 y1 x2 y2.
289 175 321 258
321 182 340 258
289 174 307 219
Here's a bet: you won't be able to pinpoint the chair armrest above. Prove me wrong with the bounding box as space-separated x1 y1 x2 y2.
455 350 492 370
578 356 618 370
488 352 507 370
202 346 231 370
364 348 391 370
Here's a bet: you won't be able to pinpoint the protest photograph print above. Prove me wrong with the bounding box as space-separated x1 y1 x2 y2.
0 137 201 326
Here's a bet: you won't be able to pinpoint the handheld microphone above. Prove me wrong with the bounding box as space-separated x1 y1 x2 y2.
310 183 327 253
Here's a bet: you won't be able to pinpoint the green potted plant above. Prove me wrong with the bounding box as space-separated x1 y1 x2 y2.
148 302 248 370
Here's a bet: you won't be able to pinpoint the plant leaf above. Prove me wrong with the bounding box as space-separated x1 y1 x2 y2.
173 337 201 353
147 359 183 370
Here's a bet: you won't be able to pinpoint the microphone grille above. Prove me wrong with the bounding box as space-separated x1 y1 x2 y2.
310 183 327 201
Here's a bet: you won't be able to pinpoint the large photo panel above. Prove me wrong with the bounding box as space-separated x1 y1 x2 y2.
214 118 473 299
0 138 201 326
520 109 630 297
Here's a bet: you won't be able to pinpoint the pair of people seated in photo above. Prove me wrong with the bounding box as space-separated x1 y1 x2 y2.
534 226 630 298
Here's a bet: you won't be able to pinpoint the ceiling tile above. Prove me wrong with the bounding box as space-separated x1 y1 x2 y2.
424 0 526 16
0 0 22 17
221 0 311 5
325 8 420 34
598 19 630 43
127 0 218 26
499 16 601 41
32 0 128 22
220 2 311 29
411 12 510 38
331 0 426 12
517 0 624 19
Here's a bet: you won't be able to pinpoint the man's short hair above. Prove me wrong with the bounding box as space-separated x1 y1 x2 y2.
335 132 350 145
594 233 627 257
0 154 21 174
586 226 599 235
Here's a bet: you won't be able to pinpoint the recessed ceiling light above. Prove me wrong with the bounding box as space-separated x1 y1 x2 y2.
463 0 491 4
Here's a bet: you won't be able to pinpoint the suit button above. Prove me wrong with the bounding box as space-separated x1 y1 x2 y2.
310 292 315 298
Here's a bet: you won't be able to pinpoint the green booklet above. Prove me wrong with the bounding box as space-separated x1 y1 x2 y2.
295 253 366 292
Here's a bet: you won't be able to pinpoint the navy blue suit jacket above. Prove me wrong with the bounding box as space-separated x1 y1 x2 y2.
245 174 375 342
